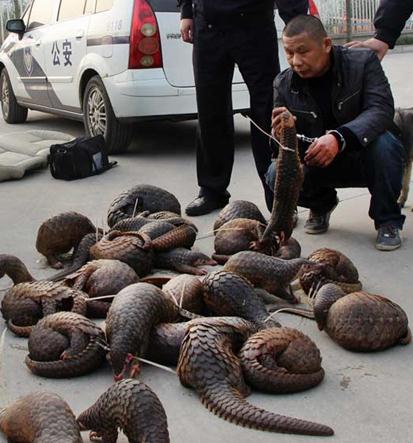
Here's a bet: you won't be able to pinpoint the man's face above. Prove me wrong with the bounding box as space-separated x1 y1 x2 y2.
283 32 332 78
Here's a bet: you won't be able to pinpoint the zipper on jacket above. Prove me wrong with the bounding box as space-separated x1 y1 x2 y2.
289 108 318 119
337 89 360 111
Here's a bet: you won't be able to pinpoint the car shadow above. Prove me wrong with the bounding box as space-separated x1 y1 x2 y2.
129 119 251 155
2 112 251 155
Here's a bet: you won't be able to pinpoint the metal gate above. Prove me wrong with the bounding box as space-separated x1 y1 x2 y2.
317 0 413 37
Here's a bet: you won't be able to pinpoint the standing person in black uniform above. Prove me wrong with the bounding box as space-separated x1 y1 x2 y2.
179 0 309 216
346 0 413 60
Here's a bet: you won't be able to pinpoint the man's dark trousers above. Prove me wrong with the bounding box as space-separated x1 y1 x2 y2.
193 14 279 210
265 131 406 229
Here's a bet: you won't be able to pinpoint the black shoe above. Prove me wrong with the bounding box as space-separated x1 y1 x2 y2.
185 195 229 216
304 200 338 234
375 224 402 251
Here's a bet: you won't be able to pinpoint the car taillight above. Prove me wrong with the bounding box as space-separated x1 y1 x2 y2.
129 0 163 69
309 0 320 18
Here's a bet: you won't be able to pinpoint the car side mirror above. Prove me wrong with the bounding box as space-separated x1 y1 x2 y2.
6 19 26 36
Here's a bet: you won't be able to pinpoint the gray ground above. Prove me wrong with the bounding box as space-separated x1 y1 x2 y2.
0 49 412 443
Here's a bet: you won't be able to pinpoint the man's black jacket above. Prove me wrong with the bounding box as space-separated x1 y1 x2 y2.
274 46 395 150
177 0 308 25
374 0 413 48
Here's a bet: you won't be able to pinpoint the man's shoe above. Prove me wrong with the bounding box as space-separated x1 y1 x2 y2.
304 201 338 234
185 195 229 217
375 224 402 251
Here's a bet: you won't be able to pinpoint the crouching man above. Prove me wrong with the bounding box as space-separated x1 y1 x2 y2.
266 14 405 251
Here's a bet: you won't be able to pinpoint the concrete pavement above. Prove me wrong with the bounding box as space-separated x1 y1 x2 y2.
0 49 412 442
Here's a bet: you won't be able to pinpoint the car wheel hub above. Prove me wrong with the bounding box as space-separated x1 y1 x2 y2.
87 87 106 135
1 75 9 118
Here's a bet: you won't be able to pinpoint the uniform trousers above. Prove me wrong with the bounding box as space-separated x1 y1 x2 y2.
193 14 279 210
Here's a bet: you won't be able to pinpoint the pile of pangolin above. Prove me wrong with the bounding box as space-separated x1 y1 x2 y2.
0 112 410 442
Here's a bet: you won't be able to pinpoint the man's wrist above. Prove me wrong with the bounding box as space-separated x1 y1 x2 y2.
328 130 346 153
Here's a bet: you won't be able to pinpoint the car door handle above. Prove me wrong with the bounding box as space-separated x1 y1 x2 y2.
35 39 41 46
75 30 84 39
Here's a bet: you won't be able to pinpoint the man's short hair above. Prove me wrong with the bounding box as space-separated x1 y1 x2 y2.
283 15 328 42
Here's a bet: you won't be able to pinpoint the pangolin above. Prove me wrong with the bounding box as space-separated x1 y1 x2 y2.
162 274 205 313
149 223 198 251
213 200 267 232
224 251 308 303
252 111 303 252
120 219 197 252
137 220 181 240
0 254 35 284
311 283 411 351
25 312 106 378
107 184 181 227
111 212 153 232
1 281 87 337
105 282 181 380
299 248 362 294
274 237 302 260
63 259 139 317
154 248 217 275
202 270 280 327
111 212 195 232
147 210 185 220
51 231 103 282
177 317 333 436
213 218 267 264
90 230 154 277
0 392 82 442
35 211 96 269
147 320 197 366
77 379 170 443
239 327 324 393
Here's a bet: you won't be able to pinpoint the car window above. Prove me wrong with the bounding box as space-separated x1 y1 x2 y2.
27 0 55 30
84 0 96 14
95 0 113 13
58 0 86 21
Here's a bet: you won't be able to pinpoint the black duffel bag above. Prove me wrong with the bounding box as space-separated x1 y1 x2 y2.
49 135 117 180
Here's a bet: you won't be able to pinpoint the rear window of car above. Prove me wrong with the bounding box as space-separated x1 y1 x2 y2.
147 0 179 12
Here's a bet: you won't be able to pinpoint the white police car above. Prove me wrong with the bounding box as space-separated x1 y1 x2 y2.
0 0 254 153
0 0 297 153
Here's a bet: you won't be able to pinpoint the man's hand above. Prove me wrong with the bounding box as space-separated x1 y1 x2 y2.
345 38 389 61
304 134 339 167
180 19 194 43
271 107 296 139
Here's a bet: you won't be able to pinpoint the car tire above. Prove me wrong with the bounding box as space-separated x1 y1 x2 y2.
0 68 28 124
83 75 133 154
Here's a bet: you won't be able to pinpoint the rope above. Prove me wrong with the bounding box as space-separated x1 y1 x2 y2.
242 114 296 152
137 357 176 374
